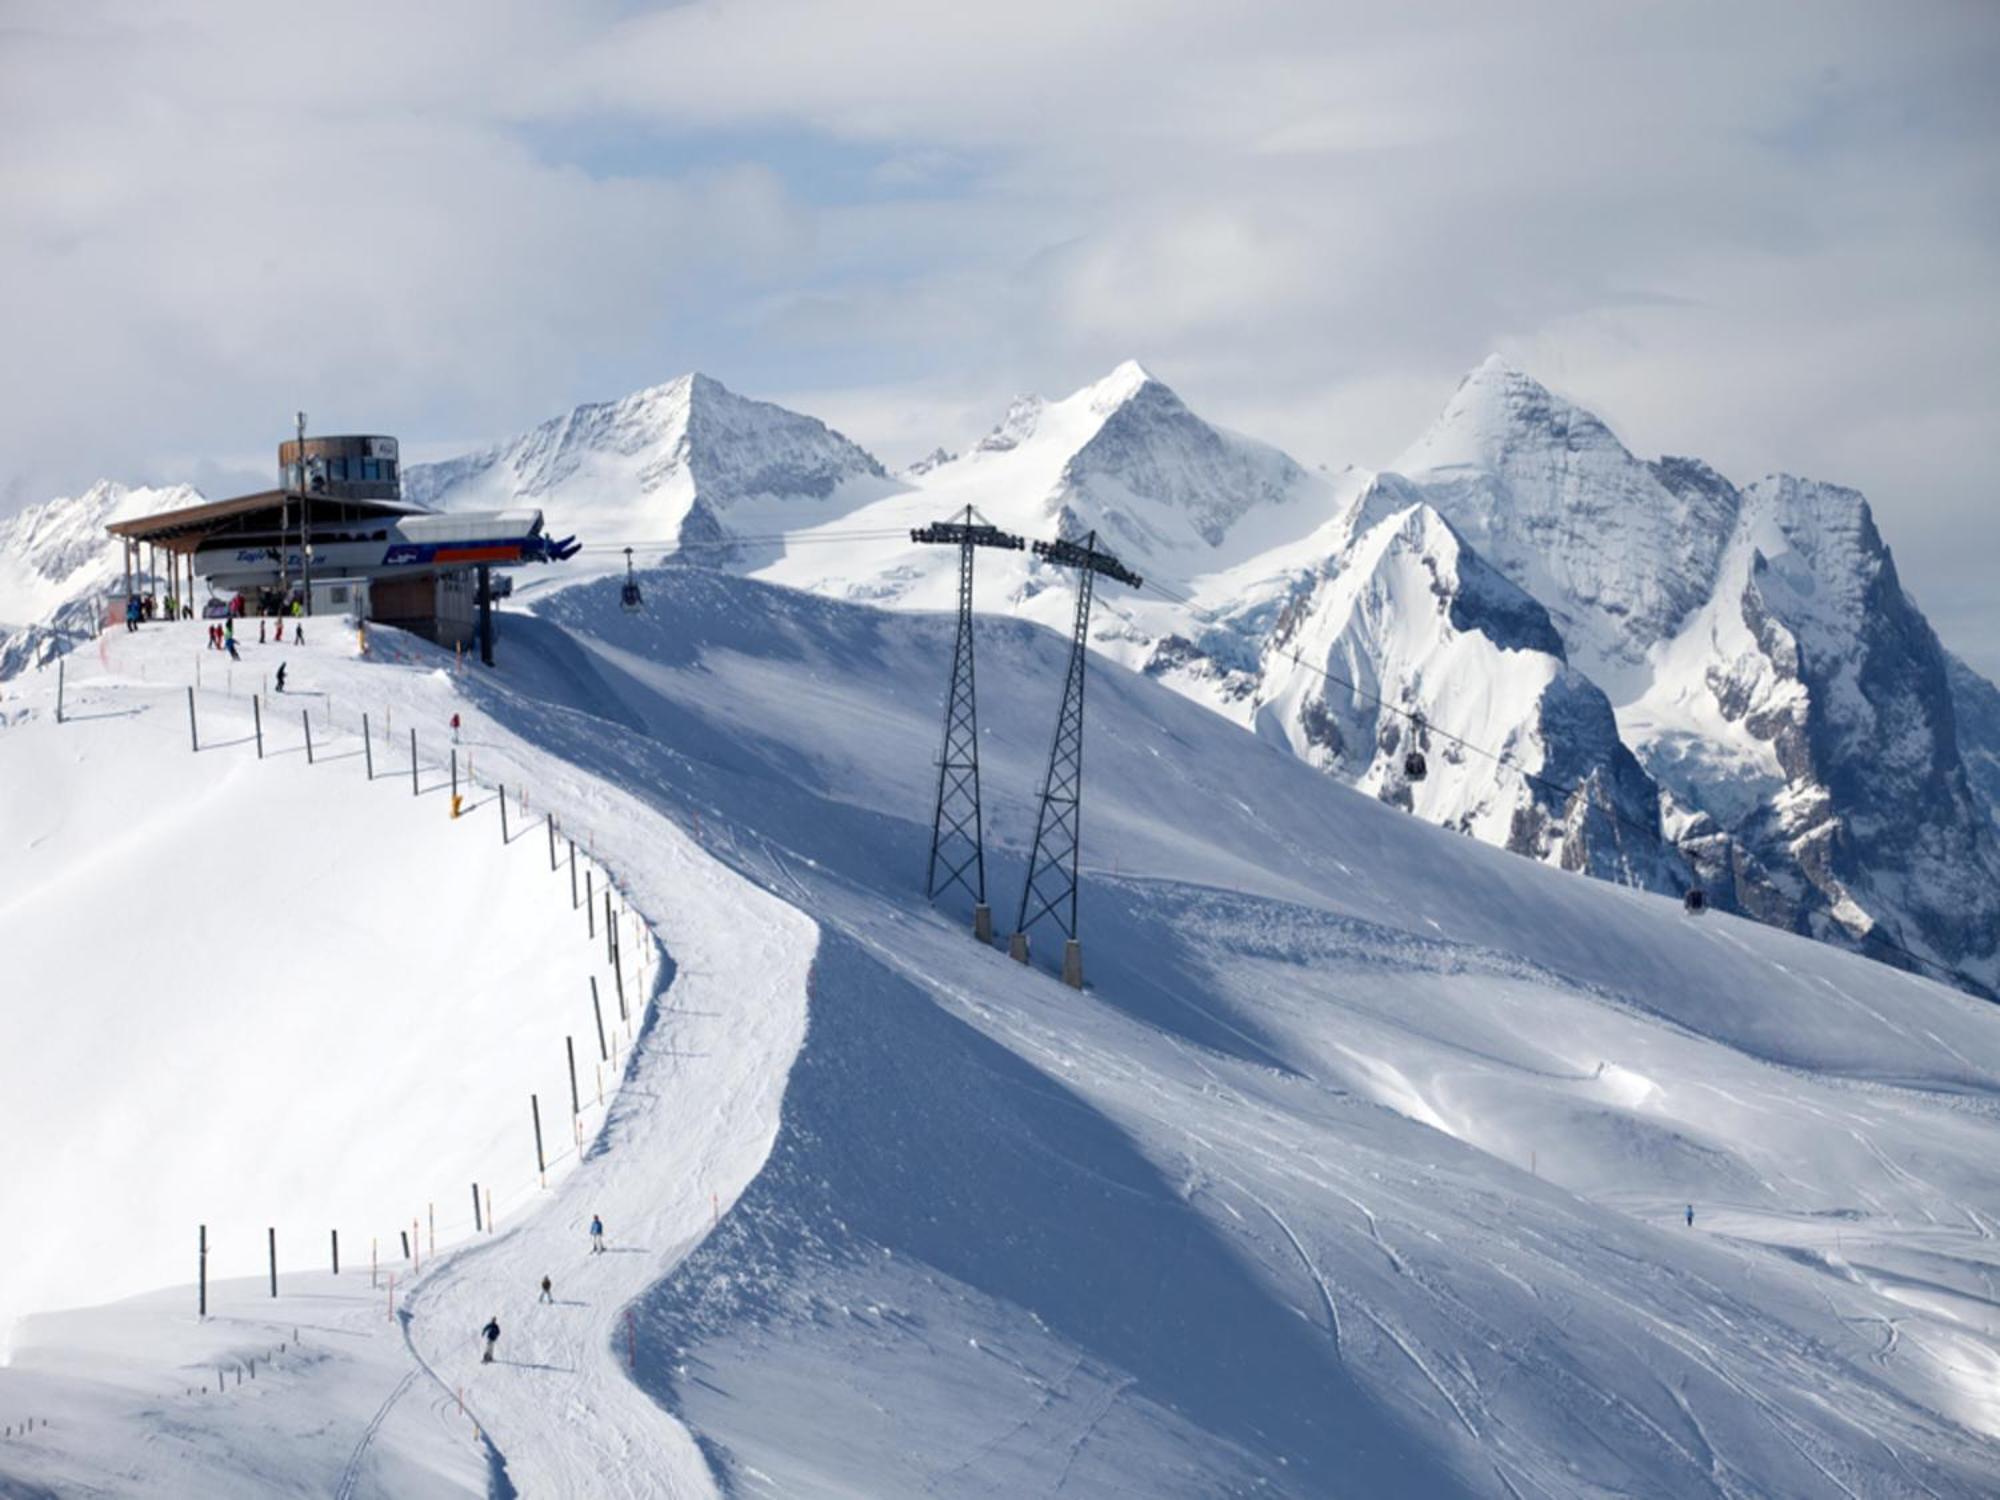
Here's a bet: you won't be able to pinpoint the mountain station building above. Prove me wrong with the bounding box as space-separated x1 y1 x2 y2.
104 431 577 662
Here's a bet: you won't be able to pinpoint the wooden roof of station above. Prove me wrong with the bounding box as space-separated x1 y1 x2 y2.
105 491 423 553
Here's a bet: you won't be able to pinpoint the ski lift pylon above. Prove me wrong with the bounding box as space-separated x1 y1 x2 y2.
620 547 643 612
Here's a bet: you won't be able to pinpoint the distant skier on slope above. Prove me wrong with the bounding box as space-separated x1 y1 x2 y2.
275 663 288 693
481 1316 501 1363
539 1275 553 1303
1685 1204 1695 1228
590 1214 605 1254
451 712 461 744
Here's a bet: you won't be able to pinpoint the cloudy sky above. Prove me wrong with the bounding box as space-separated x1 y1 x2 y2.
4 1 1996 669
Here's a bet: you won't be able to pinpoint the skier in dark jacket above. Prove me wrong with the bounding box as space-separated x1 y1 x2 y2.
539 1275 553 1303
590 1214 605 1253
481 1316 501 1363
275 662 288 693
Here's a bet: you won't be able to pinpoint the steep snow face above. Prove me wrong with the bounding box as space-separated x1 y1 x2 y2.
1947 652 2000 831
1054 362 1312 552
0 480 203 676
1251 496 1676 888
403 373 893 560
1396 358 1737 680
1711 475 2000 988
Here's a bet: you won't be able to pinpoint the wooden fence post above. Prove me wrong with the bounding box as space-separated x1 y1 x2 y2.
569 840 578 907
187 686 199 752
199 1223 207 1319
363 712 372 779
567 1035 580 1118
586 870 595 938
410 728 419 796
267 1227 277 1298
302 708 314 764
331 1228 339 1275
472 1182 483 1234
500 784 509 843
591 979 608 1061
253 693 263 758
531 1093 546 1185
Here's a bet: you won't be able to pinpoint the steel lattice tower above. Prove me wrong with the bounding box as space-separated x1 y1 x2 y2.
1011 530 1142 988
913 507 1023 941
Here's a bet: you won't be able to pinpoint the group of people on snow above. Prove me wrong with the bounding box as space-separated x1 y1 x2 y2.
477 1213 610 1367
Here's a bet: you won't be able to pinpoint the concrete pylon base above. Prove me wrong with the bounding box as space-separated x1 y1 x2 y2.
1008 932 1030 964
1062 939 1083 989
973 904 994 944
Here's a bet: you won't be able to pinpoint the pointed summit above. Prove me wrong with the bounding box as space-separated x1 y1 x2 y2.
1398 356 1620 479
1082 358 1159 413
1391 360 1739 670
401 373 891 556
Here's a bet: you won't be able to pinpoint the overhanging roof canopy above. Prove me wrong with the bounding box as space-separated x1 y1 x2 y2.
105 491 425 552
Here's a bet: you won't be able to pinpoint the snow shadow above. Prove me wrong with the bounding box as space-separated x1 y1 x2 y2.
633 930 1474 1498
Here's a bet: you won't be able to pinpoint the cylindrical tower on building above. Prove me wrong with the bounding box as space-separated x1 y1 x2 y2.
278 435 401 501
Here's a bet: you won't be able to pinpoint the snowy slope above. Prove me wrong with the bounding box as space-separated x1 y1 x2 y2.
4 572 1999 1497
532 568 2000 1497
0 653 616 1351
402 373 895 568
1 617 815 1499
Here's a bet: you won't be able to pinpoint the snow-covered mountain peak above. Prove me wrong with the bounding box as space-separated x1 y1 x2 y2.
1082 357 1158 413
1395 357 1613 477
401 372 893 558
1393 360 1741 673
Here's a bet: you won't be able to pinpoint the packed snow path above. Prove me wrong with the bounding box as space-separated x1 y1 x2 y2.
2 619 814 1498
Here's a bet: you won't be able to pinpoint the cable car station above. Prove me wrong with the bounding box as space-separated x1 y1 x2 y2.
105 423 578 664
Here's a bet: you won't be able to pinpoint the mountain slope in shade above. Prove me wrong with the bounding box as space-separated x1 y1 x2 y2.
1946 652 2000 831
402 372 895 561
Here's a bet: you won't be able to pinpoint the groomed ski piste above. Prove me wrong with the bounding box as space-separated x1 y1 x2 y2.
2 565 1997 1497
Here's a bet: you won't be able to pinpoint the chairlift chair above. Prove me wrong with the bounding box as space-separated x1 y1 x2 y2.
620 547 644 612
